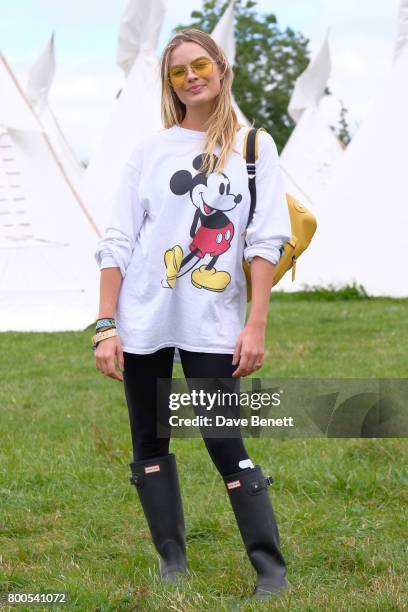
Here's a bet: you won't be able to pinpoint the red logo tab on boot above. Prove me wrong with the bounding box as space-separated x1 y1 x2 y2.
144 464 160 474
227 479 241 489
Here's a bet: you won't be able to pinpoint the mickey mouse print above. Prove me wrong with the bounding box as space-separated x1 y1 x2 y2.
162 154 243 292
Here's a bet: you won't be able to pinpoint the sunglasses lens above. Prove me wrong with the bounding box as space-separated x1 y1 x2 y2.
169 58 214 87
169 66 187 87
192 59 213 77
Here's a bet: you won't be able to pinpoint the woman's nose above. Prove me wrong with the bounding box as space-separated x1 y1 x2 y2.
186 65 198 80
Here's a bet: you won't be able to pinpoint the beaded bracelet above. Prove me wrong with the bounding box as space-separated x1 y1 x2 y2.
95 318 116 330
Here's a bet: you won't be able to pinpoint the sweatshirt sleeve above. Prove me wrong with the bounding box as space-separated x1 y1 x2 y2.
94 145 145 278
243 130 291 266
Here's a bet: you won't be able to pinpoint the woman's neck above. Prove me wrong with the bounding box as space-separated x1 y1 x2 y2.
180 104 214 132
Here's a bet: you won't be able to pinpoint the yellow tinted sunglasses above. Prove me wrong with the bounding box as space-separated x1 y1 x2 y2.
168 56 218 88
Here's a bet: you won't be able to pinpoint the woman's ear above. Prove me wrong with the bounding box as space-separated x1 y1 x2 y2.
219 65 227 81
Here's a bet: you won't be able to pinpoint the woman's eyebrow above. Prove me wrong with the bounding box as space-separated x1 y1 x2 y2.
170 56 211 66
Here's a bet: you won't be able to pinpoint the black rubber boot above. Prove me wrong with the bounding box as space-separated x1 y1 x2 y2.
129 453 188 582
223 465 288 599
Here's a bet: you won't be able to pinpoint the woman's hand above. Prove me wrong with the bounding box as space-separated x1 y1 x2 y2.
232 321 266 377
95 335 124 382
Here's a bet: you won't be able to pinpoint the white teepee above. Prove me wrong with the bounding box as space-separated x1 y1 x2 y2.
394 0 408 63
0 52 101 331
210 0 250 128
280 32 344 209
82 0 166 235
283 1 408 297
26 33 84 191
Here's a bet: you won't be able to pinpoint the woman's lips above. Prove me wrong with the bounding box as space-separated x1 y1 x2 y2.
189 84 205 93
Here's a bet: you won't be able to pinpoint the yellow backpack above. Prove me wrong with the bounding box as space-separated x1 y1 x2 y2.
242 128 317 302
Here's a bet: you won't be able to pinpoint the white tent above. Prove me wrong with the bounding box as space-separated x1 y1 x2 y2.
280 32 344 210
0 52 100 331
394 0 408 63
26 33 84 191
81 0 166 235
210 0 250 128
275 32 345 293
283 0 408 297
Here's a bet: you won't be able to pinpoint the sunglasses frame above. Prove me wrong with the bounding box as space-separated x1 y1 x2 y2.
167 56 219 88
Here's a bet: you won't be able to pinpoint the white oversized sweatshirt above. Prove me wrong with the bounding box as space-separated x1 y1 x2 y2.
94 125 291 354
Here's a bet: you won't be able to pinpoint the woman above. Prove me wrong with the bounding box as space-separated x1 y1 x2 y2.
93 28 291 600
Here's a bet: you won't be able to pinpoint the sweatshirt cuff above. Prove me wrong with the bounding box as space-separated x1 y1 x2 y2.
94 251 125 277
243 245 281 266
99 254 121 269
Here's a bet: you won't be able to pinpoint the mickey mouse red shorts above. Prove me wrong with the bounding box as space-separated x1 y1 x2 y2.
189 222 234 258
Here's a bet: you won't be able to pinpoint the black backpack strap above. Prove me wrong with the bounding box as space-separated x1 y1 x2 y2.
243 127 259 229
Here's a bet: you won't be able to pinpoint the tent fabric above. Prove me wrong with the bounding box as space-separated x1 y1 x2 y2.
394 0 408 64
117 0 166 77
280 104 343 208
26 32 56 105
26 35 84 192
211 0 236 67
0 54 41 132
288 31 331 123
279 45 408 297
82 0 166 235
280 32 343 221
211 0 250 128
0 53 100 331
82 50 163 235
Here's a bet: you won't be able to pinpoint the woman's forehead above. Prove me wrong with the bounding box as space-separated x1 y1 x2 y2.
170 41 211 65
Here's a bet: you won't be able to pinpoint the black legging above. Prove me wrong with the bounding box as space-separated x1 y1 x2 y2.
123 347 252 477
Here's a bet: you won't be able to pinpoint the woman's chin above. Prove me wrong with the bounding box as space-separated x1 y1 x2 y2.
183 94 215 107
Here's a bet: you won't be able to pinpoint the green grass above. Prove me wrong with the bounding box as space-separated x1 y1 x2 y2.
1 294 407 611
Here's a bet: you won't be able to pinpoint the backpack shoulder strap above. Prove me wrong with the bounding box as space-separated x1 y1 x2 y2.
243 127 266 228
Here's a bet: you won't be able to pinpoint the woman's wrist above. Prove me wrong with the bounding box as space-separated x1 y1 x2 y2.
246 317 267 329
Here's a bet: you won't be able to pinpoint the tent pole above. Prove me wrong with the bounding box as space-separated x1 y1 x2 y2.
0 52 102 238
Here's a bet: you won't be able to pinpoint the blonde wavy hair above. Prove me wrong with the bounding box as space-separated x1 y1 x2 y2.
160 28 248 176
